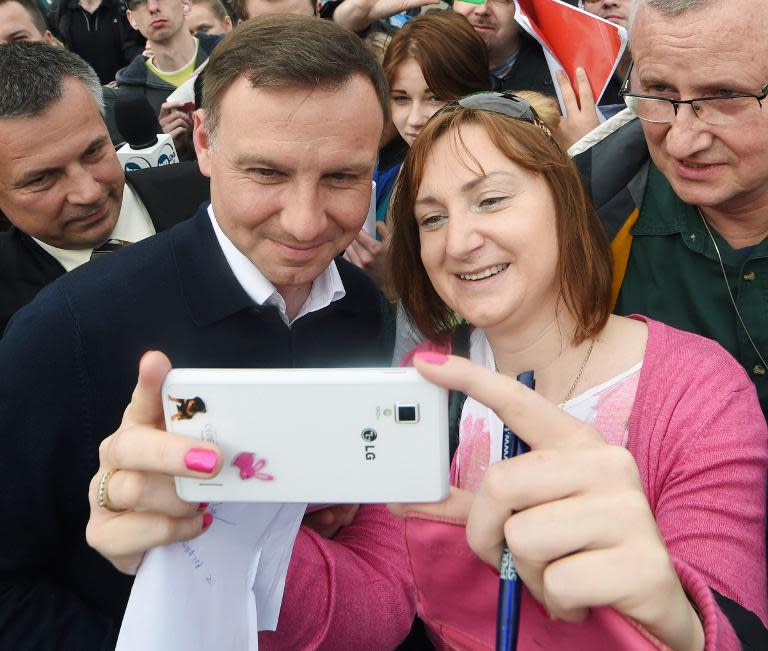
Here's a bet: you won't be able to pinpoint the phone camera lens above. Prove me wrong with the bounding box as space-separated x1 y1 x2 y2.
395 404 419 424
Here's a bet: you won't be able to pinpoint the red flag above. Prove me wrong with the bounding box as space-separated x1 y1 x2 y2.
514 0 627 109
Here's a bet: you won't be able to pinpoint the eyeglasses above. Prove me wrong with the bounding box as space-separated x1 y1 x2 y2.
619 62 768 126
436 92 553 138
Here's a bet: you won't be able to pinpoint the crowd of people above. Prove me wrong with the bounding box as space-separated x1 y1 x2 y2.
0 0 766 649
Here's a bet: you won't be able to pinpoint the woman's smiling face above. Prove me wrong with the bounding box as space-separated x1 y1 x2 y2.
414 123 561 335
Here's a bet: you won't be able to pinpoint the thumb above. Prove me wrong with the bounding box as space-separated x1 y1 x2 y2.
123 350 172 427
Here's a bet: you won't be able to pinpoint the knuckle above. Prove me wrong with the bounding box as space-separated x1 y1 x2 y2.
116 471 146 508
151 516 182 546
542 564 575 613
482 462 510 502
502 516 529 558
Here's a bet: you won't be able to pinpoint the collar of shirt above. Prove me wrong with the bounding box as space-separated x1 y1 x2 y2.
33 182 156 272
634 163 768 266
489 50 520 85
207 204 345 327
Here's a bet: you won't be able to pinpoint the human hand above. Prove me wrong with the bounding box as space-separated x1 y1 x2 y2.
406 353 705 651
159 100 195 141
303 504 360 538
344 221 392 297
86 351 223 575
332 0 439 33
556 67 601 149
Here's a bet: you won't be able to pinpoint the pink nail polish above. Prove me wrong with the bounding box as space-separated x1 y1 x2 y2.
197 502 209 512
415 351 448 365
202 512 213 530
185 448 217 473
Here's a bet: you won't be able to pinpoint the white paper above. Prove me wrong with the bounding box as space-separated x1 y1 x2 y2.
116 502 305 651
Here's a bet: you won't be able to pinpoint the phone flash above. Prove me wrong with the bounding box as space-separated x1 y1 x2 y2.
383 408 393 417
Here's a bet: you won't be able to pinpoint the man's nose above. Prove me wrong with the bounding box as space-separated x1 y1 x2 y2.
66 167 103 207
146 0 161 12
664 103 715 161
281 182 327 243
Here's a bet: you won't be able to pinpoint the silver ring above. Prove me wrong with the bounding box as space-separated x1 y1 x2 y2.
97 469 123 512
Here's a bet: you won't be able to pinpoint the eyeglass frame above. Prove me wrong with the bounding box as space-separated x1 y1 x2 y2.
618 61 768 125
434 91 554 139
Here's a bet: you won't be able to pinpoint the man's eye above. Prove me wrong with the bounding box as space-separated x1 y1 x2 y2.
25 174 51 188
328 173 353 182
84 144 105 159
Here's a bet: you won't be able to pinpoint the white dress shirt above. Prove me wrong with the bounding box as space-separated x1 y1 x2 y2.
208 204 345 326
33 183 156 272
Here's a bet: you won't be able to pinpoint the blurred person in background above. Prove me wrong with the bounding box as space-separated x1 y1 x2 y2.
453 0 554 97
0 0 53 43
186 0 232 33
346 10 490 294
579 0 632 106
48 0 144 83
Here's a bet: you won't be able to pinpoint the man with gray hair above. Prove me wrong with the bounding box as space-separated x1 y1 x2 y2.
574 2 768 642
0 41 209 333
0 16 408 649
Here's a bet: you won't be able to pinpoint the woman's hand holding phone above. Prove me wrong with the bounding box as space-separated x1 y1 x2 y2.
86 351 222 575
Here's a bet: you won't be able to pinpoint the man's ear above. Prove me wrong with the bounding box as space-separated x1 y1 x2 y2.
42 30 53 44
182 0 191 14
193 110 213 178
224 15 233 31
126 8 136 28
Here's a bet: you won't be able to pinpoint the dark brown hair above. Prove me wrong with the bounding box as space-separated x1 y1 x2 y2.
202 14 389 143
383 11 490 100
388 104 613 344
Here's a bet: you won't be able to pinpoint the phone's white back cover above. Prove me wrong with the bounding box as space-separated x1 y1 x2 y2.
165 368 449 503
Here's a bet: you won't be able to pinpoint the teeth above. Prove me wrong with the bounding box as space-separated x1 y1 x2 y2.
459 264 508 281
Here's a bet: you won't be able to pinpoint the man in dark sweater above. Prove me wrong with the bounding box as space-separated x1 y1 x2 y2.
0 15 411 650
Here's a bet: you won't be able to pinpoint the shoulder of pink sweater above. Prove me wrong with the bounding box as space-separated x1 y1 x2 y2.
634 316 754 390
631 316 763 429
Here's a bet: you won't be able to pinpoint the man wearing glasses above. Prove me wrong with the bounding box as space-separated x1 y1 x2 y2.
576 0 768 430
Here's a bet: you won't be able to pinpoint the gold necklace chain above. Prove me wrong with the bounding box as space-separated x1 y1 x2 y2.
697 208 768 370
559 338 595 407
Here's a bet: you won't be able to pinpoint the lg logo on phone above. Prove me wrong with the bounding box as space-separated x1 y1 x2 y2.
361 428 377 460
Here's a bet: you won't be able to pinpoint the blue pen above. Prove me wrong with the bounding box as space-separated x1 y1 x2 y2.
496 370 535 651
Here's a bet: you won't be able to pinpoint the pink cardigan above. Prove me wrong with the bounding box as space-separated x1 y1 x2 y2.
402 317 767 650
259 317 766 650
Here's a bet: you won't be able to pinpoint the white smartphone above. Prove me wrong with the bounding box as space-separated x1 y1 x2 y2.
164 367 449 503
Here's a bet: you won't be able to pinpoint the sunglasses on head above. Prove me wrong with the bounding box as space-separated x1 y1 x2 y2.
435 92 554 138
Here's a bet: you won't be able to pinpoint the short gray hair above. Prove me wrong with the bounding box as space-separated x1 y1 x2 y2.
628 0 717 32
0 41 104 119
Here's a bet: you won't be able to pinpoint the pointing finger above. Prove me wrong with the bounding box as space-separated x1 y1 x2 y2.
413 353 602 450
